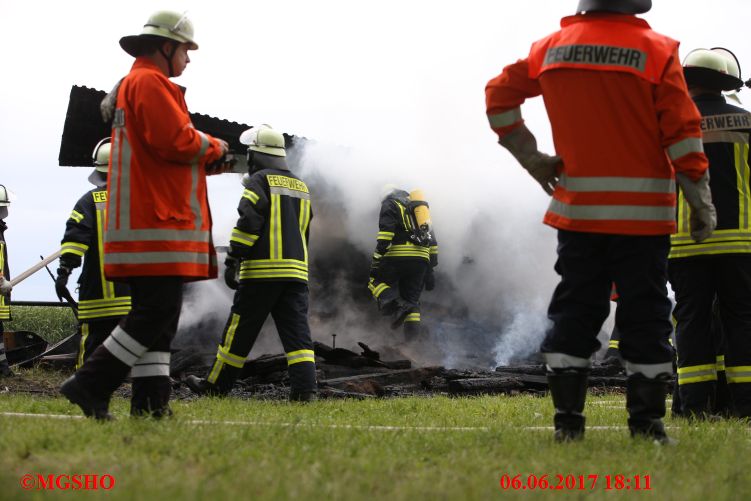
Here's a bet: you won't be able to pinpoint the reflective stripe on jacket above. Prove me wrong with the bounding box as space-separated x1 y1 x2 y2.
104 58 224 280
229 169 312 283
485 13 708 235
61 189 131 320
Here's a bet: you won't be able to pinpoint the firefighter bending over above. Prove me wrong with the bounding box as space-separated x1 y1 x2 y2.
485 0 715 443
368 186 438 341
186 125 317 401
56 139 131 369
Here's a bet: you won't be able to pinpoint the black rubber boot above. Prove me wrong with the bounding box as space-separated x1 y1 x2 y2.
377 288 400 316
728 383 751 419
288 361 317 402
547 368 589 442
131 376 173 418
390 300 414 330
289 391 318 402
714 371 732 418
670 376 683 418
601 351 623 370
60 375 114 421
626 373 673 444
74 345 132 400
678 380 716 420
403 320 421 342
184 375 230 397
0 362 13 378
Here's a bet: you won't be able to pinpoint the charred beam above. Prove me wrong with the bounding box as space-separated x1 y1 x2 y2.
447 377 525 395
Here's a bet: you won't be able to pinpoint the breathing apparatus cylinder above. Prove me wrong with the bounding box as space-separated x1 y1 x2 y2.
409 189 431 231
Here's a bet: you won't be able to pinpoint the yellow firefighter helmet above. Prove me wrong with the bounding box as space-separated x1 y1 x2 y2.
120 10 198 57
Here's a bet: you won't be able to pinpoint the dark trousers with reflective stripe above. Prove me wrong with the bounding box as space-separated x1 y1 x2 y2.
75 277 183 409
605 324 621 359
0 320 8 370
669 255 751 416
207 281 316 395
76 318 121 369
378 259 427 335
542 231 674 365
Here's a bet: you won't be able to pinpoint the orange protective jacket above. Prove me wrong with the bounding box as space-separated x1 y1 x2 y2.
486 13 709 235
105 58 225 280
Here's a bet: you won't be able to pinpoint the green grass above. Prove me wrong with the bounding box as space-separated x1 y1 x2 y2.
4 306 77 344
0 390 749 500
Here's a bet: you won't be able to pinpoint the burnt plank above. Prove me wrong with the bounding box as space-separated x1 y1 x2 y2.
447 377 525 395
321 367 443 388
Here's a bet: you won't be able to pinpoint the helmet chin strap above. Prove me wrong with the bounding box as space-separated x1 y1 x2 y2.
158 41 178 77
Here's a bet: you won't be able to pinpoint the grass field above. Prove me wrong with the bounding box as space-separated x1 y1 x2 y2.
1 308 749 500
1 384 750 500
4 305 77 344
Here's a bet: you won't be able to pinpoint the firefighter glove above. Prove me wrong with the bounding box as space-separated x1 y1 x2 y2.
676 172 717 242
0 276 12 296
498 124 561 195
206 151 237 175
224 256 240 290
55 266 72 301
369 255 382 281
100 79 123 123
424 268 435 291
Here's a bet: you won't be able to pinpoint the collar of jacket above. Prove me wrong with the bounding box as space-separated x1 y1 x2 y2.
130 57 187 94
693 93 726 104
387 190 410 206
249 153 290 173
561 12 651 30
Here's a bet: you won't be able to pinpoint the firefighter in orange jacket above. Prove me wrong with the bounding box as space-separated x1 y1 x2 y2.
61 10 229 420
486 0 715 443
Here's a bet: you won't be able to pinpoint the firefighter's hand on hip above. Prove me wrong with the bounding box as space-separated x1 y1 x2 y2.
0 276 11 295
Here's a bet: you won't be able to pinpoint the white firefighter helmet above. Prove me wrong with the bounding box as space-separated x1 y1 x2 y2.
89 138 111 188
120 11 198 57
683 48 744 92
0 184 9 207
0 184 10 220
239 125 286 157
92 138 111 173
577 0 651 14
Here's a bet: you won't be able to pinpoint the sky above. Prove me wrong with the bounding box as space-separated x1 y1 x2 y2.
1 0 750 364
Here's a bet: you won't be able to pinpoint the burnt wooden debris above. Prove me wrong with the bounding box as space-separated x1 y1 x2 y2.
18 335 634 400
166 343 630 399
3 331 48 366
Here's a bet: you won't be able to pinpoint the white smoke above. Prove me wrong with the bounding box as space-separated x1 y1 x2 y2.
171 1 579 367
176 130 565 370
